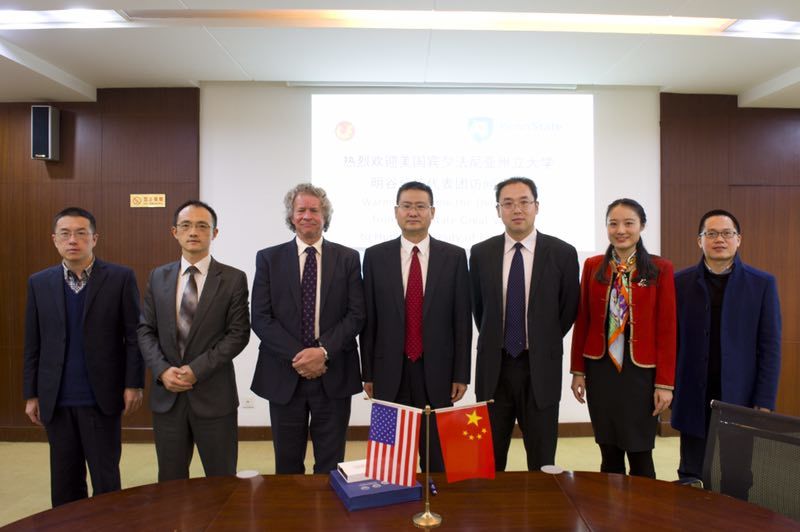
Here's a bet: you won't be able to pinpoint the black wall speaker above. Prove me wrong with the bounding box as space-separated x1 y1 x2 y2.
31 105 60 161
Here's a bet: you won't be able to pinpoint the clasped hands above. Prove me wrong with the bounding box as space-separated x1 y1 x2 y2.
293 347 327 379
160 365 197 393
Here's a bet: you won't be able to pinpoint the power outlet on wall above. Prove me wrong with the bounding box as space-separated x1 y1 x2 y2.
241 396 256 409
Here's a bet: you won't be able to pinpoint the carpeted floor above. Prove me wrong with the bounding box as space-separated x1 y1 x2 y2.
0 436 680 526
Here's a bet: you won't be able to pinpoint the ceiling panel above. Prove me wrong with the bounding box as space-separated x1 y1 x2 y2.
600 34 800 93
0 55 90 101
0 27 249 86
2 1 800 105
0 0 184 8
211 27 431 82
426 30 644 85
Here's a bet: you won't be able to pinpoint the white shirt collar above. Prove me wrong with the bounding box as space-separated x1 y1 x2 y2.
296 236 323 257
504 229 537 253
180 254 211 275
400 234 430 256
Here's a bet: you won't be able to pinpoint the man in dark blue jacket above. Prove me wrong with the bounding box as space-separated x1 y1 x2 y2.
23 207 144 507
671 209 781 489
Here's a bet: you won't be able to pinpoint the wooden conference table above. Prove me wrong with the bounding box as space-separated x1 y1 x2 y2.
4 471 797 531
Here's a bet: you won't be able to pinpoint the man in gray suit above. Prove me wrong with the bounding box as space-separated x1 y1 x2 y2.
138 200 250 481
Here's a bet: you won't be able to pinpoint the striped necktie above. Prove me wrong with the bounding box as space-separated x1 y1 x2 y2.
177 265 199 358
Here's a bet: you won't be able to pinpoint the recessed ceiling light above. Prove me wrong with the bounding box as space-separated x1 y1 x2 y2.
123 9 735 35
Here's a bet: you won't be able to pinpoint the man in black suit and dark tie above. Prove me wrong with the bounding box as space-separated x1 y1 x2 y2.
361 181 471 472
23 207 144 507
138 200 250 481
251 183 365 474
470 177 580 471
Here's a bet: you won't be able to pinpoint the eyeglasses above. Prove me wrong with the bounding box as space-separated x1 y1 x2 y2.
396 203 432 212
176 222 212 232
497 199 536 211
54 230 92 241
700 230 739 240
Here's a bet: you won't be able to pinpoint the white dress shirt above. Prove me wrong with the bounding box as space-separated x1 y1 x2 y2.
175 254 212 318
502 230 537 347
400 235 430 295
297 236 323 340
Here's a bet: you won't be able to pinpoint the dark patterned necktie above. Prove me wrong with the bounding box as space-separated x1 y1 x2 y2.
301 247 317 348
404 246 423 361
177 265 199 358
504 243 526 357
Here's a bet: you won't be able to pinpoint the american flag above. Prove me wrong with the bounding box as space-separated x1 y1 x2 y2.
365 401 421 487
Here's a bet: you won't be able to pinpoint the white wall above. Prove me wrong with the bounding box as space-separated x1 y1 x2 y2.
199 82 660 427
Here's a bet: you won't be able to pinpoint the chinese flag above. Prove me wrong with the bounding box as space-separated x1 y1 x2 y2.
435 403 495 482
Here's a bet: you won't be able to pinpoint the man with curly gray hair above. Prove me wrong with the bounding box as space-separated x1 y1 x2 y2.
251 183 365 474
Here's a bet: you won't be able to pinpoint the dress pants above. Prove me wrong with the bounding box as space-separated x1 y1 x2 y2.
488 351 559 471
45 405 121 507
599 444 656 478
678 432 707 481
152 392 238 481
269 377 351 474
394 354 445 473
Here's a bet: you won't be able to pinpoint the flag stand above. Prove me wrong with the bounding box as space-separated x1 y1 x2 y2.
413 405 441 528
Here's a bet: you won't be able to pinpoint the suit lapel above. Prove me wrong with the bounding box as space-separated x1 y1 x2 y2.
320 240 335 314
388 238 405 316
48 266 66 328
163 262 180 353
286 240 302 315
423 237 442 319
489 235 505 314
82 259 107 322
530 232 550 304
185 258 221 349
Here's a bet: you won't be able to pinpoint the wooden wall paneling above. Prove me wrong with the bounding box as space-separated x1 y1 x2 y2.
660 93 734 187
662 94 800 420
43 104 102 183
0 88 200 440
99 88 199 118
98 182 198 272
3 104 49 183
776 343 800 416
0 183 27 349
4 104 101 184
99 89 199 185
0 180 29 430
0 346 20 427
730 186 799 342
731 109 800 186
730 187 798 417
661 183 732 271
0 106 8 181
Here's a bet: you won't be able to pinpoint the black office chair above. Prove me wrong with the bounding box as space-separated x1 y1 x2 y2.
703 400 800 521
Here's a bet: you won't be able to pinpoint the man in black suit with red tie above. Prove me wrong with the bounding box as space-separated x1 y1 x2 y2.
361 181 472 472
251 183 365 474
23 207 144 507
470 177 580 471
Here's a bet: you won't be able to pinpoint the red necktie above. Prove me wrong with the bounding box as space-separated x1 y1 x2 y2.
404 246 423 361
